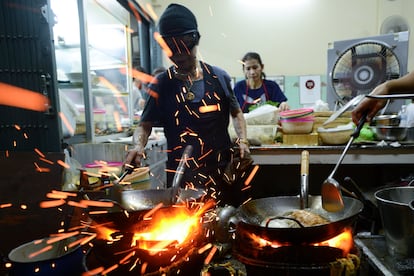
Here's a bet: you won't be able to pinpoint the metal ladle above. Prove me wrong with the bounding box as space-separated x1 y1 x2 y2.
322 114 367 212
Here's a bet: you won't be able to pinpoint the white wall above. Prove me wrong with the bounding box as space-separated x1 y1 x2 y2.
140 0 413 78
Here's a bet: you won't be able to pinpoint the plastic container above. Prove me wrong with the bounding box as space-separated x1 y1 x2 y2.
280 108 314 119
280 116 314 134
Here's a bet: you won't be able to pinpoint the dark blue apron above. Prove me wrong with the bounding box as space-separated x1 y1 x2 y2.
157 63 232 189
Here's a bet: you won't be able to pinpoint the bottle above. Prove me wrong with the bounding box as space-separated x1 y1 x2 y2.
406 101 414 142
399 105 407 127
406 101 414 127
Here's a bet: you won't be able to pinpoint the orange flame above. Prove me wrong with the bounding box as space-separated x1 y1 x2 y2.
132 206 200 250
313 228 354 254
248 228 354 255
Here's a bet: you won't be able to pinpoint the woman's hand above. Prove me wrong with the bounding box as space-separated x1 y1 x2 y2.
279 102 290 111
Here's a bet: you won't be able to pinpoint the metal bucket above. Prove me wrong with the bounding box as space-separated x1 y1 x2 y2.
375 186 414 257
7 237 84 275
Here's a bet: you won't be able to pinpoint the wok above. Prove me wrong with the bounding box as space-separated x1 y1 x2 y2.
87 187 207 230
113 186 207 210
231 195 363 244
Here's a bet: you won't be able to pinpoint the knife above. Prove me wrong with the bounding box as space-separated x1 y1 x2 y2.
323 94 365 125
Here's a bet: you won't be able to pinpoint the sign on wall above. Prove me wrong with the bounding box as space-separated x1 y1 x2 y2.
299 75 321 104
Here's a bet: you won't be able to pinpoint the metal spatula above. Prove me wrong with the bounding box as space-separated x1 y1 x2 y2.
322 114 367 212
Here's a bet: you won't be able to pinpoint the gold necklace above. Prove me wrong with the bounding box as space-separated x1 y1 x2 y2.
178 67 201 101
184 79 196 101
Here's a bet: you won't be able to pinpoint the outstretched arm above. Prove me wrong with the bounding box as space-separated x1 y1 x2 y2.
352 72 414 124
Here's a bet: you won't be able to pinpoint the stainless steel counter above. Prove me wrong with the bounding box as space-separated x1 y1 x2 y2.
250 143 414 165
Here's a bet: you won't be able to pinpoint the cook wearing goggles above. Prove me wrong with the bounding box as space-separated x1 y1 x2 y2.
125 3 249 207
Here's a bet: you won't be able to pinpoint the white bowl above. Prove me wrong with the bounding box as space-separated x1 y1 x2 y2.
317 123 354 145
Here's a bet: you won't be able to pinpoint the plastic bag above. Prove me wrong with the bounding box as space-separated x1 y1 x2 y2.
62 148 82 191
244 104 280 125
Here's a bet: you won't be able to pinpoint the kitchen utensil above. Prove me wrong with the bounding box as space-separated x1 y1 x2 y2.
366 93 414 99
321 114 367 212
171 145 193 204
229 195 363 244
323 94 365 126
300 150 309 209
375 186 414 257
371 114 401 126
113 163 135 185
371 126 407 141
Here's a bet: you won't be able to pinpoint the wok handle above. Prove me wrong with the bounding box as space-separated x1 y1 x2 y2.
300 150 309 209
301 150 309 175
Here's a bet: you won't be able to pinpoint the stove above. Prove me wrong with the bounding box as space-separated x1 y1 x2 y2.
355 233 414 276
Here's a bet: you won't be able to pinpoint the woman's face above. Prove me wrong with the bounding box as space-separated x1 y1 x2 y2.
243 58 263 81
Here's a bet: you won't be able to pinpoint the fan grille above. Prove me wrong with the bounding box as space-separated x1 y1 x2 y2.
331 41 401 103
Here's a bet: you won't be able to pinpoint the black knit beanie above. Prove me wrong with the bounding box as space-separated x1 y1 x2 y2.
158 4 198 37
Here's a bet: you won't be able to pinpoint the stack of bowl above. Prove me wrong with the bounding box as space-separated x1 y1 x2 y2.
280 108 314 134
370 114 407 141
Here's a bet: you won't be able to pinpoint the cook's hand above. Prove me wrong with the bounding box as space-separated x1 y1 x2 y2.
279 102 290 112
351 98 386 124
124 148 145 169
238 141 250 159
351 83 388 124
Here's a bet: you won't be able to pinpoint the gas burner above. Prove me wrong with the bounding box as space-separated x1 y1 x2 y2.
355 233 414 276
84 203 216 275
232 227 360 276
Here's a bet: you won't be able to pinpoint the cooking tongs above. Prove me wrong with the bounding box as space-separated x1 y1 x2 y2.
323 95 365 125
365 93 414 100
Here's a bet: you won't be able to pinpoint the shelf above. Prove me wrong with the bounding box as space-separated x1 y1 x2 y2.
250 144 414 165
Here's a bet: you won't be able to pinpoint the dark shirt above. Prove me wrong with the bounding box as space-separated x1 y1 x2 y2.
234 79 287 113
142 63 240 189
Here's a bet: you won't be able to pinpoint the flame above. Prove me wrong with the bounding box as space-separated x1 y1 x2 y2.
93 224 119 241
132 206 199 251
249 228 354 255
313 228 354 254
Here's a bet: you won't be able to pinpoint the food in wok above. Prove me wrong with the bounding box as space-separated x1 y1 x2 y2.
263 209 330 228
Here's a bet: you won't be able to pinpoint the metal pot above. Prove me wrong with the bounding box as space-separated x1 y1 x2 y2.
375 186 414 257
371 114 401 126
229 195 363 244
371 126 407 141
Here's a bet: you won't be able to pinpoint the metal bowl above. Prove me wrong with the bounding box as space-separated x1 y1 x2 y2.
371 114 401 126
371 126 407 141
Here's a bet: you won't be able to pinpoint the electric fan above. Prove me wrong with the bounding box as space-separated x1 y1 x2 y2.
327 32 409 112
